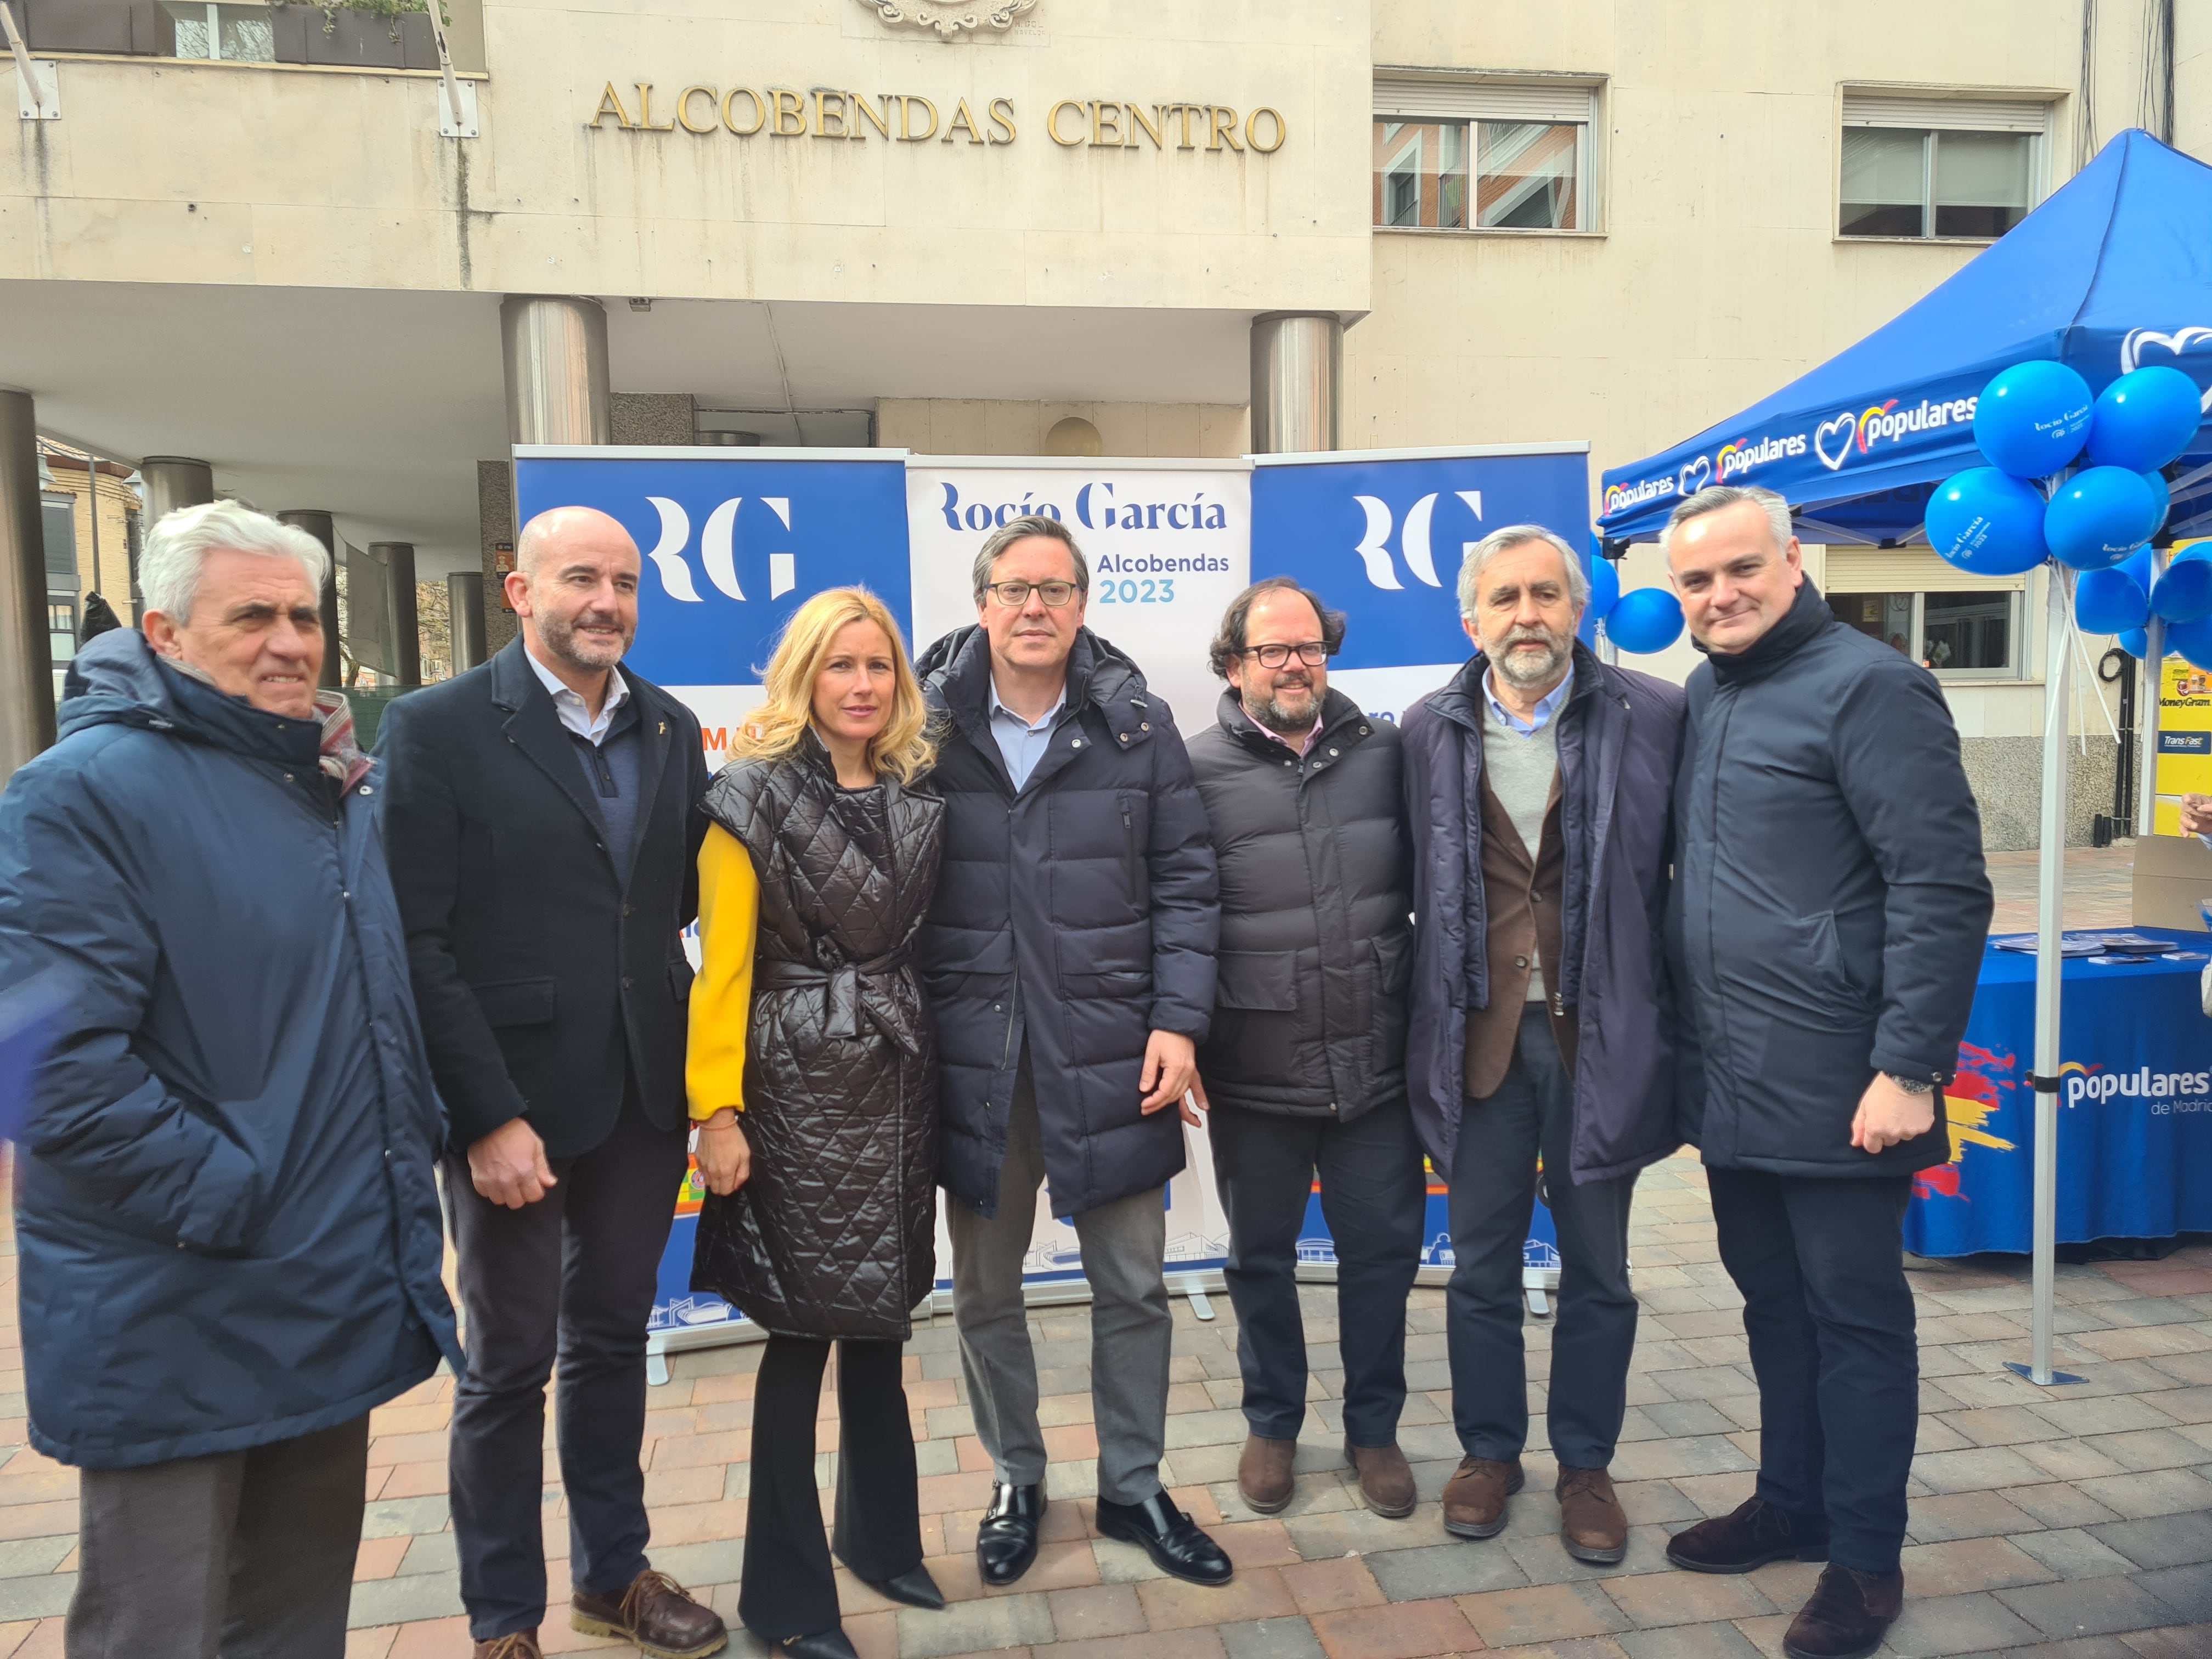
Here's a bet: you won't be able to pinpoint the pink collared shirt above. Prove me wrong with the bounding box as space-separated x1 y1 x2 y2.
1250 707 1323 757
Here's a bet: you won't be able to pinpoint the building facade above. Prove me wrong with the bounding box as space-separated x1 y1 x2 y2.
1 0 2202 840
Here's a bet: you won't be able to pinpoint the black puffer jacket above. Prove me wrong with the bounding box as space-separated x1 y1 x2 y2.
917 626 1219 1220
1186 688 1412 1119
1668 580 1991 1178
689 745 945 1340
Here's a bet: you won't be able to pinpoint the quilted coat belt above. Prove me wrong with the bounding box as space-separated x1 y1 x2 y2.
756 951 922 1054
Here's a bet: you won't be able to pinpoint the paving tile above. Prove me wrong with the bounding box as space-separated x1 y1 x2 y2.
2086 1510 2212 1572
0 1577 70 1624
1878 1589 2046 1657
1218 1617 1325 1659
1452 1579 1629 1647
1135 1569 1296 1632
1593 1570 1774 1628
1364 1539 1530 1600
1993 1575 2183 1638
2005 1483 2127 1530
2011 1527 2146 1579
1043 1584 1146 1641
2071 1468 2212 1519
1045 1628 1226 1659
343 1570 465 1629
1276 1558 1386 1616
893 1590 1053 1658
2130 1562 2212 1625
2123 1627 2212 1658
1611 1624 1765 1659
1307 1596 1477 1659
1908 1444 2053 1494
1904 1488 2044 1541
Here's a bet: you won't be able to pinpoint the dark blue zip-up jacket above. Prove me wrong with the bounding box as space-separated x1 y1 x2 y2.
1402 642 1686 1183
1667 580 1991 1176
916 625 1219 1220
0 630 461 1469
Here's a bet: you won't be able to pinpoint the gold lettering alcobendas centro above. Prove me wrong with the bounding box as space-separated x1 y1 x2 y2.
586 86 1286 153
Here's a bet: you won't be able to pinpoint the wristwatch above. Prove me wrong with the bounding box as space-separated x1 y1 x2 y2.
1883 1073 1936 1096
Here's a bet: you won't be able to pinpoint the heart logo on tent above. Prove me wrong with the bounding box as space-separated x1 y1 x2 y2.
2120 328 2212 414
1677 455 1712 494
1814 412 1859 471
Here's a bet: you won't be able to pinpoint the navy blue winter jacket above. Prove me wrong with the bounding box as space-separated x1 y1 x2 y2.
917 626 1219 1220
1402 643 1686 1183
0 631 461 1469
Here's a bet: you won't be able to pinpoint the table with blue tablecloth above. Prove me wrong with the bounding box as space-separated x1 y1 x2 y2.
1905 928 2212 1257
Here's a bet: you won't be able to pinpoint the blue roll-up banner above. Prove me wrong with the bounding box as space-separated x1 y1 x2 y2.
512 442 1588 1367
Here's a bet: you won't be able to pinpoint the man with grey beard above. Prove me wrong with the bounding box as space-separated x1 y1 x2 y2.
1401 528 1685 1564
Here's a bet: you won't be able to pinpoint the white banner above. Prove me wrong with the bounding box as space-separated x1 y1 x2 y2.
905 458 1253 738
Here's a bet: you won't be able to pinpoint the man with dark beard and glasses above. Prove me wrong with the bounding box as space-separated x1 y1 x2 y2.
1401 527 1684 1565
377 507 721 1659
1186 579 1425 1521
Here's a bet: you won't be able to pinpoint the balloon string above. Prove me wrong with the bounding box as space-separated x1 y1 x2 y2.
2060 569 2121 752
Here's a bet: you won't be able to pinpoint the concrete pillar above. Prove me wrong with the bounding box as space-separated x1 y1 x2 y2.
448 571 487 671
501 296 611 447
0 388 56 783
1249 313 1343 454
277 510 343 689
139 456 215 526
369 541 421 686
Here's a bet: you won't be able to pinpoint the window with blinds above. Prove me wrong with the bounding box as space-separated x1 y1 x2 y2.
1839 93 2052 241
1373 75 1599 233
1825 546 2027 676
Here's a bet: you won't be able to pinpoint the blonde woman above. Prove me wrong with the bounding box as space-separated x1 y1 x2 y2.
686 588 945 1659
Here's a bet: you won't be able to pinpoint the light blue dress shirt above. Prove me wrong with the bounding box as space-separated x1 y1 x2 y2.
989 682 1066 791
1482 665 1573 737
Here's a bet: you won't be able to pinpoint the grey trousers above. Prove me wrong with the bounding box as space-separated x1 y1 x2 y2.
66 1415 370 1659
947 1047 1172 1506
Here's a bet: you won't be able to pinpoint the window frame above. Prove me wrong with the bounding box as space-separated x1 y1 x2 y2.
1827 586 2027 681
1837 90 2056 245
1372 70 1602 237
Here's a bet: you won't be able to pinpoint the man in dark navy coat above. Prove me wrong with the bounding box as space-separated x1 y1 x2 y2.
1660 484 1990 1659
379 506 721 1659
916 515 1229 1590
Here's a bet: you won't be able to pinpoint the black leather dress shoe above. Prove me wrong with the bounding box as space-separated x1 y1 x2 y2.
857 1563 946 1611
976 1482 1045 1585
1093 1492 1233 1586
749 1629 857 1659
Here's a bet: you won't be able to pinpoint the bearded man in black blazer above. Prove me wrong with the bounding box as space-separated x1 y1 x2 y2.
377 505 721 1659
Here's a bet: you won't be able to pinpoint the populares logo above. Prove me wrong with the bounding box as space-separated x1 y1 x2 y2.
1349 490 1483 590
2120 328 2212 415
1601 475 1675 520
1813 395 1979 472
2061 1059 2212 1110
1715 431 1808 483
642 496 797 604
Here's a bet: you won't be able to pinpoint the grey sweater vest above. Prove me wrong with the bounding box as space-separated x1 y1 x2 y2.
1481 695 1561 1000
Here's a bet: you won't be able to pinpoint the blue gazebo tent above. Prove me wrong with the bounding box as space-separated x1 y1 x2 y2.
1597 128 2212 548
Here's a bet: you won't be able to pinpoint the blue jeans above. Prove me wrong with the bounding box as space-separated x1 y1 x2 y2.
1207 1098 1427 1446
1708 1165 1917 1575
1447 1007 1639 1469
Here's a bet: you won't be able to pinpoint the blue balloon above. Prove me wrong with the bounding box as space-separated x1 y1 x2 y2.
2074 568 2150 635
2085 365 2204 472
2120 545 2159 590
1924 467 2049 575
2153 550 2212 624
2045 466 2160 569
2169 614 2212 672
1587 550 1621 619
1605 587 1684 654
2119 628 2157 658
1975 360 2094 478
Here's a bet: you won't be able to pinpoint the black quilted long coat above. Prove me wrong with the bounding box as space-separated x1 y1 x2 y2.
689 743 945 1341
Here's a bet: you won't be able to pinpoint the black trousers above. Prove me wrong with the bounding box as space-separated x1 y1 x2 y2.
740 1335 922 1641
66 1417 368 1659
1206 1098 1427 1446
445 1096 690 1641
1708 1165 1918 1575
1446 1007 1639 1469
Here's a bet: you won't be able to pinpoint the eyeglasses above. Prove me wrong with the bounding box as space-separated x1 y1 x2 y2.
986 580 1081 609
1237 641 1331 668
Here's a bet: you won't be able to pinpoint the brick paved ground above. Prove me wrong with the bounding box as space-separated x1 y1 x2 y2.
0 1153 2204 1659
1985 845 2138 934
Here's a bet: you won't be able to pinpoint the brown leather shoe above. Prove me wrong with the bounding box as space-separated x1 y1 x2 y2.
1555 1464 1627 1564
1441 1454 1522 1539
473 1636 541 1659
1344 1441 1415 1519
572 1568 728 1658
1237 1434 1297 1514
1782 1565 1904 1659
1667 1493 1829 1574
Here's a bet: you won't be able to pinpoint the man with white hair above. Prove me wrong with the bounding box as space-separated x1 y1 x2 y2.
1401 526 1685 1564
1658 485 1989 1659
0 500 462 1658
378 505 718 1659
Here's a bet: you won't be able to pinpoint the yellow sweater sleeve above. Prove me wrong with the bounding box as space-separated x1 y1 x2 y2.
687 823 758 1120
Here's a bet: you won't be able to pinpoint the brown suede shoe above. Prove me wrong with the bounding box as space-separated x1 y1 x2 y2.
1237 1434 1297 1514
1555 1464 1628 1564
572 1569 728 1658
1344 1441 1416 1519
1782 1565 1904 1659
473 1636 541 1659
1441 1454 1522 1539
1667 1494 1829 1574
